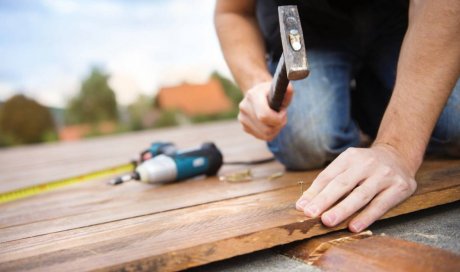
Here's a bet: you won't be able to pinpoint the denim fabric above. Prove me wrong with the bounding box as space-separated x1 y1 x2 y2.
267 49 460 170
428 81 460 157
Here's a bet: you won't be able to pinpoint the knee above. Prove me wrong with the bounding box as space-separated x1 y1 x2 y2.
430 84 460 157
446 80 460 156
268 124 360 170
430 133 460 158
450 143 460 157
446 129 460 157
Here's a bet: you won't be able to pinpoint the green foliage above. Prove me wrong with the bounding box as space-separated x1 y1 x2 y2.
41 130 59 142
0 94 57 146
66 68 118 125
84 125 104 138
127 94 154 131
211 71 243 106
153 110 181 128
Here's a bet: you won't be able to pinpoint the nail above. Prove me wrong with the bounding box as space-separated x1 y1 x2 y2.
323 213 336 226
297 199 308 209
351 222 364 233
305 204 319 218
297 181 305 196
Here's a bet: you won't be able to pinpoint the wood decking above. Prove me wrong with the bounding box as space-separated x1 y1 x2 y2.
0 121 459 271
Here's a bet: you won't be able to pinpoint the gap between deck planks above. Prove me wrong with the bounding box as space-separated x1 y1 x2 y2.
0 159 459 271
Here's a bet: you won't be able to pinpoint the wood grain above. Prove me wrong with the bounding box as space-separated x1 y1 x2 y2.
0 121 270 192
0 166 312 243
0 160 459 271
280 230 373 264
314 236 460 272
1 121 459 271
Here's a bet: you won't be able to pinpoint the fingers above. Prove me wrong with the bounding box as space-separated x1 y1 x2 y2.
252 93 285 127
301 166 371 219
238 111 277 140
296 150 352 210
295 145 418 232
238 82 288 141
348 178 416 232
320 177 388 227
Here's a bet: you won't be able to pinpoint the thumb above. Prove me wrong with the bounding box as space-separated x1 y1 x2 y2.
281 83 294 108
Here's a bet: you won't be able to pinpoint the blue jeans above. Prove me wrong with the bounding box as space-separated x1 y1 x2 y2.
267 48 460 170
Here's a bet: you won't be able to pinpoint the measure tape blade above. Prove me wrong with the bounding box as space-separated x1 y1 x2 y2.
0 163 134 204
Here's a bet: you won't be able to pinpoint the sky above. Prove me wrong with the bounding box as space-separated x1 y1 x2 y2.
0 0 231 107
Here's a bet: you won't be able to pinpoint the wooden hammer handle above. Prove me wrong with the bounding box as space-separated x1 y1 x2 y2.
268 54 289 112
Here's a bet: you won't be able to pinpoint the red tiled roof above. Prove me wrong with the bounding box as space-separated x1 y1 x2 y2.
156 79 233 116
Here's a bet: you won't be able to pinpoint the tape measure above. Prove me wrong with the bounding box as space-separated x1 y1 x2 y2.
0 163 135 204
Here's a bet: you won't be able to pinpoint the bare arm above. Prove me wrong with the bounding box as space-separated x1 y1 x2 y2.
214 0 271 92
215 0 291 141
297 0 460 233
375 0 460 173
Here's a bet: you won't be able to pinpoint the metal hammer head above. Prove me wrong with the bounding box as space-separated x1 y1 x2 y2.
278 5 309 80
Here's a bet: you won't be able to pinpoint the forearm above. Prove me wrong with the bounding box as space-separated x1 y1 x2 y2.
375 0 460 173
214 0 271 92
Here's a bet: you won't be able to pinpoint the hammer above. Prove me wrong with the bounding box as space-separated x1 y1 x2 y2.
268 5 309 112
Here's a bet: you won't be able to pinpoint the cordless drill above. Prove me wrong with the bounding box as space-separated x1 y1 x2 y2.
110 142 223 185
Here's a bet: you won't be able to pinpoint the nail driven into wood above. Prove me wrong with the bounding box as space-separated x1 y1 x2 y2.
298 181 304 196
1 158 460 271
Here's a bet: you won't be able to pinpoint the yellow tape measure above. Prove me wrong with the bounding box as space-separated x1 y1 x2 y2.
0 163 135 204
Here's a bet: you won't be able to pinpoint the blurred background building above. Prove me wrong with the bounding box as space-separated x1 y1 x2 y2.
0 0 241 146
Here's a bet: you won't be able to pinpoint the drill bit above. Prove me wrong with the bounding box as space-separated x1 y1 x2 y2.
108 173 135 186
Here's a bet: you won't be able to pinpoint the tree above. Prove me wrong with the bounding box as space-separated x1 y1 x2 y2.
0 94 56 146
153 110 181 128
127 94 155 130
66 68 118 125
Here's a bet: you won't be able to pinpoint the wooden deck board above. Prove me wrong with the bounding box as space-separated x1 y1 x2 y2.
0 165 459 271
0 121 268 192
314 236 460 271
0 121 459 271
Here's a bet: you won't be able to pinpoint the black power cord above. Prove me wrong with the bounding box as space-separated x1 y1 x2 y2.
223 157 275 165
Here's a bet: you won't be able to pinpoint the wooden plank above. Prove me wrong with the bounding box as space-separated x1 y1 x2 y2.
280 230 373 264
0 159 456 243
0 161 287 228
0 160 459 271
0 163 310 243
0 121 269 192
314 236 460 272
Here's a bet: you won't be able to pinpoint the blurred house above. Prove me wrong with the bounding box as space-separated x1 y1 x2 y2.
58 122 116 141
156 79 232 116
58 125 91 141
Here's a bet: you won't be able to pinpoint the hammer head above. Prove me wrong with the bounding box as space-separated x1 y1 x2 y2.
278 5 309 80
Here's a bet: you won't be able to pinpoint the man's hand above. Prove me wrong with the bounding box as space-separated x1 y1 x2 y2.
296 144 417 232
238 82 293 141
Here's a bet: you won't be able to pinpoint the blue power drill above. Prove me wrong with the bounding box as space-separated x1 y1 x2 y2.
110 142 223 185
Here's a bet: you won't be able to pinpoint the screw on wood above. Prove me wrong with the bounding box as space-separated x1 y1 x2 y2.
297 181 304 196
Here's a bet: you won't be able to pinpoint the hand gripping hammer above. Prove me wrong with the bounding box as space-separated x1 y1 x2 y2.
268 5 309 112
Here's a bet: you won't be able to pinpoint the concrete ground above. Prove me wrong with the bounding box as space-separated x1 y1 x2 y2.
190 201 460 271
